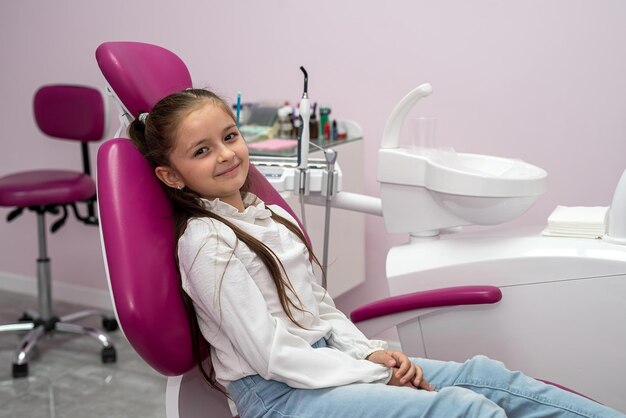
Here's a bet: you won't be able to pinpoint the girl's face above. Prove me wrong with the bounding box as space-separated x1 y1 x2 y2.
155 102 250 210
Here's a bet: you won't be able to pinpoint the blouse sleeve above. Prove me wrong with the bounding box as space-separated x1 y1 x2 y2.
311 280 388 360
179 218 391 389
267 204 388 361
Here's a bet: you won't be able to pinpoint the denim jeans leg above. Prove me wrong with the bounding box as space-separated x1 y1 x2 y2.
229 374 507 418
416 355 626 418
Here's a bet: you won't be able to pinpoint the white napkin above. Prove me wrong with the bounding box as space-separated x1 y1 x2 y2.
542 205 609 239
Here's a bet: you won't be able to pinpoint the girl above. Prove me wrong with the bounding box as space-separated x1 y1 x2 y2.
129 88 625 418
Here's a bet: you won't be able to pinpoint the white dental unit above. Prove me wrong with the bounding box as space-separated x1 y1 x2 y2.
378 84 626 411
275 81 626 411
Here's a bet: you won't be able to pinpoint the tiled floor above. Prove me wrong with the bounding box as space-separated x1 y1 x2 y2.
0 290 167 418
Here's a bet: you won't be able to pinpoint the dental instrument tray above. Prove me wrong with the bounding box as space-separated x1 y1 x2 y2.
247 119 363 158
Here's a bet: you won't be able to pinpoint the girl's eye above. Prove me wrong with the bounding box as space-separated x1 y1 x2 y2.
225 132 239 142
194 146 209 157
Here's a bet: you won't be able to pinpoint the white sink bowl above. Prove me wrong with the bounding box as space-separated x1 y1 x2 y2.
377 148 548 235
378 148 547 197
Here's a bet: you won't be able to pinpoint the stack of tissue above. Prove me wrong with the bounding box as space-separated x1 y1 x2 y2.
542 206 609 238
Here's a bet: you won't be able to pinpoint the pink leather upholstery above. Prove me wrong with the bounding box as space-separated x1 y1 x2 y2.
0 85 105 207
96 42 192 118
98 138 187 375
351 286 502 323
0 170 95 207
34 85 106 141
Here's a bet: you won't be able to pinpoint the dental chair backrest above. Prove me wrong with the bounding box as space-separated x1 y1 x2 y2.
95 41 306 378
97 138 298 376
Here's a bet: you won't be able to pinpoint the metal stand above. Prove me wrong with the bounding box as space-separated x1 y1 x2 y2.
321 149 338 288
0 207 118 378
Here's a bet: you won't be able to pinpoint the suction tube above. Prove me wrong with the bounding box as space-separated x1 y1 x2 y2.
298 66 311 169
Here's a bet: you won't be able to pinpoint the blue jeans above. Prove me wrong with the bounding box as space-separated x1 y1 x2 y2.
228 339 625 418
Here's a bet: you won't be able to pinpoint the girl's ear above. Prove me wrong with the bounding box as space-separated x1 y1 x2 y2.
155 166 184 189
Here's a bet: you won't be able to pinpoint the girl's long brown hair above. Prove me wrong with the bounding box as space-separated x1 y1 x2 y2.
129 89 324 395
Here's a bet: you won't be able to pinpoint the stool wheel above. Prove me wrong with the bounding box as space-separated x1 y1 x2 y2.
102 317 119 332
12 363 28 378
102 346 117 364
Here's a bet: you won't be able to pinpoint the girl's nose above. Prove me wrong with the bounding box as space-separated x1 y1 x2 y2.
217 145 235 162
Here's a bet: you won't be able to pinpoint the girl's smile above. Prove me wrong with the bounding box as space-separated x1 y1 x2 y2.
216 162 241 177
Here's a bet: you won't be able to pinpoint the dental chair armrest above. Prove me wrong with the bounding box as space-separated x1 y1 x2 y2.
350 285 502 338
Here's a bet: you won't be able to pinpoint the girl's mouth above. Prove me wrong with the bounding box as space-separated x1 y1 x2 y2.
216 162 240 177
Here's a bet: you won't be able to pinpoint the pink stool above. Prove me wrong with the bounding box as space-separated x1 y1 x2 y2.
0 85 118 378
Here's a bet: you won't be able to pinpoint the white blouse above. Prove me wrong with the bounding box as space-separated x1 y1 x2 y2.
178 193 392 389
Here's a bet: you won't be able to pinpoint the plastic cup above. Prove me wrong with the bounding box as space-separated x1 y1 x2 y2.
409 117 437 152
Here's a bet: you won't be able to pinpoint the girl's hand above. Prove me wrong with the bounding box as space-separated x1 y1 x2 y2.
366 350 435 391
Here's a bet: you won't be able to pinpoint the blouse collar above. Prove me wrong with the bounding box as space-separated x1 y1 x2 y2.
200 193 272 222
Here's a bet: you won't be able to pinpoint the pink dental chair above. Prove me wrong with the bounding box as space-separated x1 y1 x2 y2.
95 41 591 417
97 137 501 417
0 85 118 378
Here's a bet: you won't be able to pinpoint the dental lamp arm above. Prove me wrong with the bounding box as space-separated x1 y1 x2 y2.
350 285 502 339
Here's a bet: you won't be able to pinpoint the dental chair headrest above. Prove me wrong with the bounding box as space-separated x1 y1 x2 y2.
96 41 192 117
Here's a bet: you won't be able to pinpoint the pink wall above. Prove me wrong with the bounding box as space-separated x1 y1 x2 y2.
1 1 625 316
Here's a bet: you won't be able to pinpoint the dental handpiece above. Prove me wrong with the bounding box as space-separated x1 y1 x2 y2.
298 66 311 170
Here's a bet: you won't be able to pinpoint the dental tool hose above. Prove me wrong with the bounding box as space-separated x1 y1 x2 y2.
321 148 337 288
295 66 334 288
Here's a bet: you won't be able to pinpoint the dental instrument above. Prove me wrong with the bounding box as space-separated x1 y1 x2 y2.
297 66 310 170
295 66 312 230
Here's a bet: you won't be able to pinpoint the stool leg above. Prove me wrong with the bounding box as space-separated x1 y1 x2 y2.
1 208 117 379
36 211 53 320
60 309 119 332
55 322 117 364
0 321 36 378
12 324 46 377
60 309 114 324
0 322 34 333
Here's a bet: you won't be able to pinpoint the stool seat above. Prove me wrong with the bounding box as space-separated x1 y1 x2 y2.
0 170 95 207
